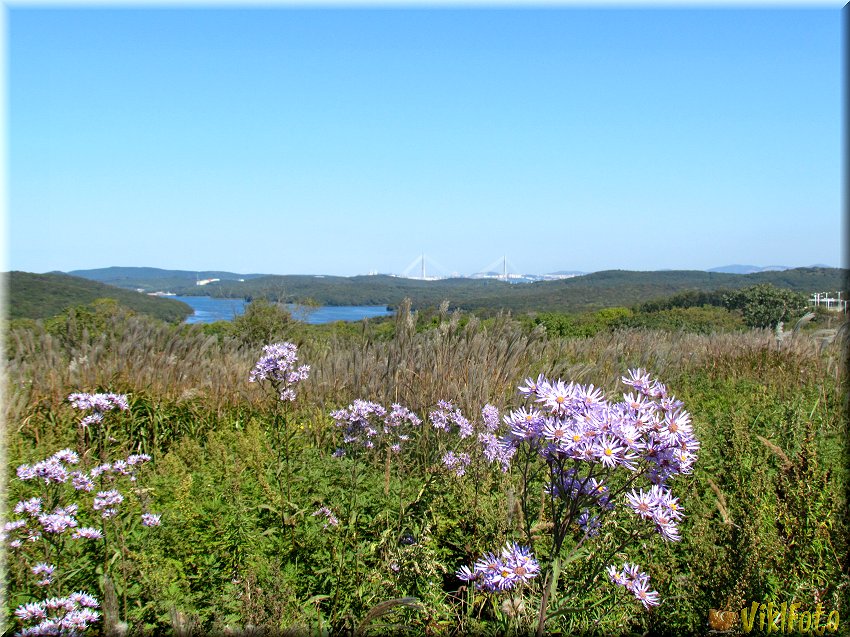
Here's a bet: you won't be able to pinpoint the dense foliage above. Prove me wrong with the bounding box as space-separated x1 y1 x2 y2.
723 284 810 329
3 301 848 636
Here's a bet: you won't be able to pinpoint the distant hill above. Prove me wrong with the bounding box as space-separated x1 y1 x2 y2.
60 265 846 315
6 271 193 322
173 267 846 314
708 264 786 274
707 264 835 274
65 266 266 293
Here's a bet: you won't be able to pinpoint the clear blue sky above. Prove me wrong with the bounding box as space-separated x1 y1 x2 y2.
6 7 843 276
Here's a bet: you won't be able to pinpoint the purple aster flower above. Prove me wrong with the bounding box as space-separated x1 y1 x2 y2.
68 392 129 428
625 488 656 519
481 404 500 432
578 509 601 537
652 510 681 542
51 449 79 465
541 419 571 445
141 513 162 527
622 392 654 415
93 490 123 511
58 504 78 517
537 379 576 414
441 451 471 477
429 402 473 438
503 407 545 441
72 527 103 540
479 432 515 472
453 411 473 437
16 464 36 480
31 459 68 484
14 498 43 516
659 396 685 414
606 564 626 587
311 506 339 529
15 602 47 622
621 368 653 393
614 423 645 450
518 373 547 398
32 562 55 575
38 511 78 534
89 463 112 478
632 578 661 608
31 563 56 586
386 403 422 429
575 384 605 408
68 592 99 608
249 343 309 402
80 413 104 428
460 543 539 592
44 597 76 612
593 434 626 467
70 471 95 492
619 563 649 592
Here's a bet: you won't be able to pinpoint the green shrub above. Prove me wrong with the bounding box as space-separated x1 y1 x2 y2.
230 299 294 347
723 284 809 329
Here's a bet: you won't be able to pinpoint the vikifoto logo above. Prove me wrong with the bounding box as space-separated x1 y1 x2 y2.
708 602 840 634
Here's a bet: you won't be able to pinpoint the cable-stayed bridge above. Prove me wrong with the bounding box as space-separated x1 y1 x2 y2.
399 254 453 281
388 254 584 282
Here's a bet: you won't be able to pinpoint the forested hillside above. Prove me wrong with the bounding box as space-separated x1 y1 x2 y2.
186 267 845 314
6 271 193 322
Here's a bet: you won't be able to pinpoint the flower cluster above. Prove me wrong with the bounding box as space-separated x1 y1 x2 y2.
311 506 340 529
330 400 421 456
248 342 310 401
497 369 698 543
14 593 101 636
90 453 152 484
93 490 124 519
429 401 473 438
606 562 660 608
441 451 471 477
457 542 540 592
478 405 516 472
68 392 129 428
141 513 162 527
16 449 79 484
6 388 161 637
624 484 684 542
4 451 159 549
31 562 55 587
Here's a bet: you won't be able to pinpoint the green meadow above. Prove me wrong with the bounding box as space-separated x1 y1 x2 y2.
3 297 848 635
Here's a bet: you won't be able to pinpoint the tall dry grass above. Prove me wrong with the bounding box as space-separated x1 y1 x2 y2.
6 305 846 427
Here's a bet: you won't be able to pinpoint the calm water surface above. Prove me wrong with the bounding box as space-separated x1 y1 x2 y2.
174 296 393 325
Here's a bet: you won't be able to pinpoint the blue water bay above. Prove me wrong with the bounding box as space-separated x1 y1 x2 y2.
173 296 393 325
